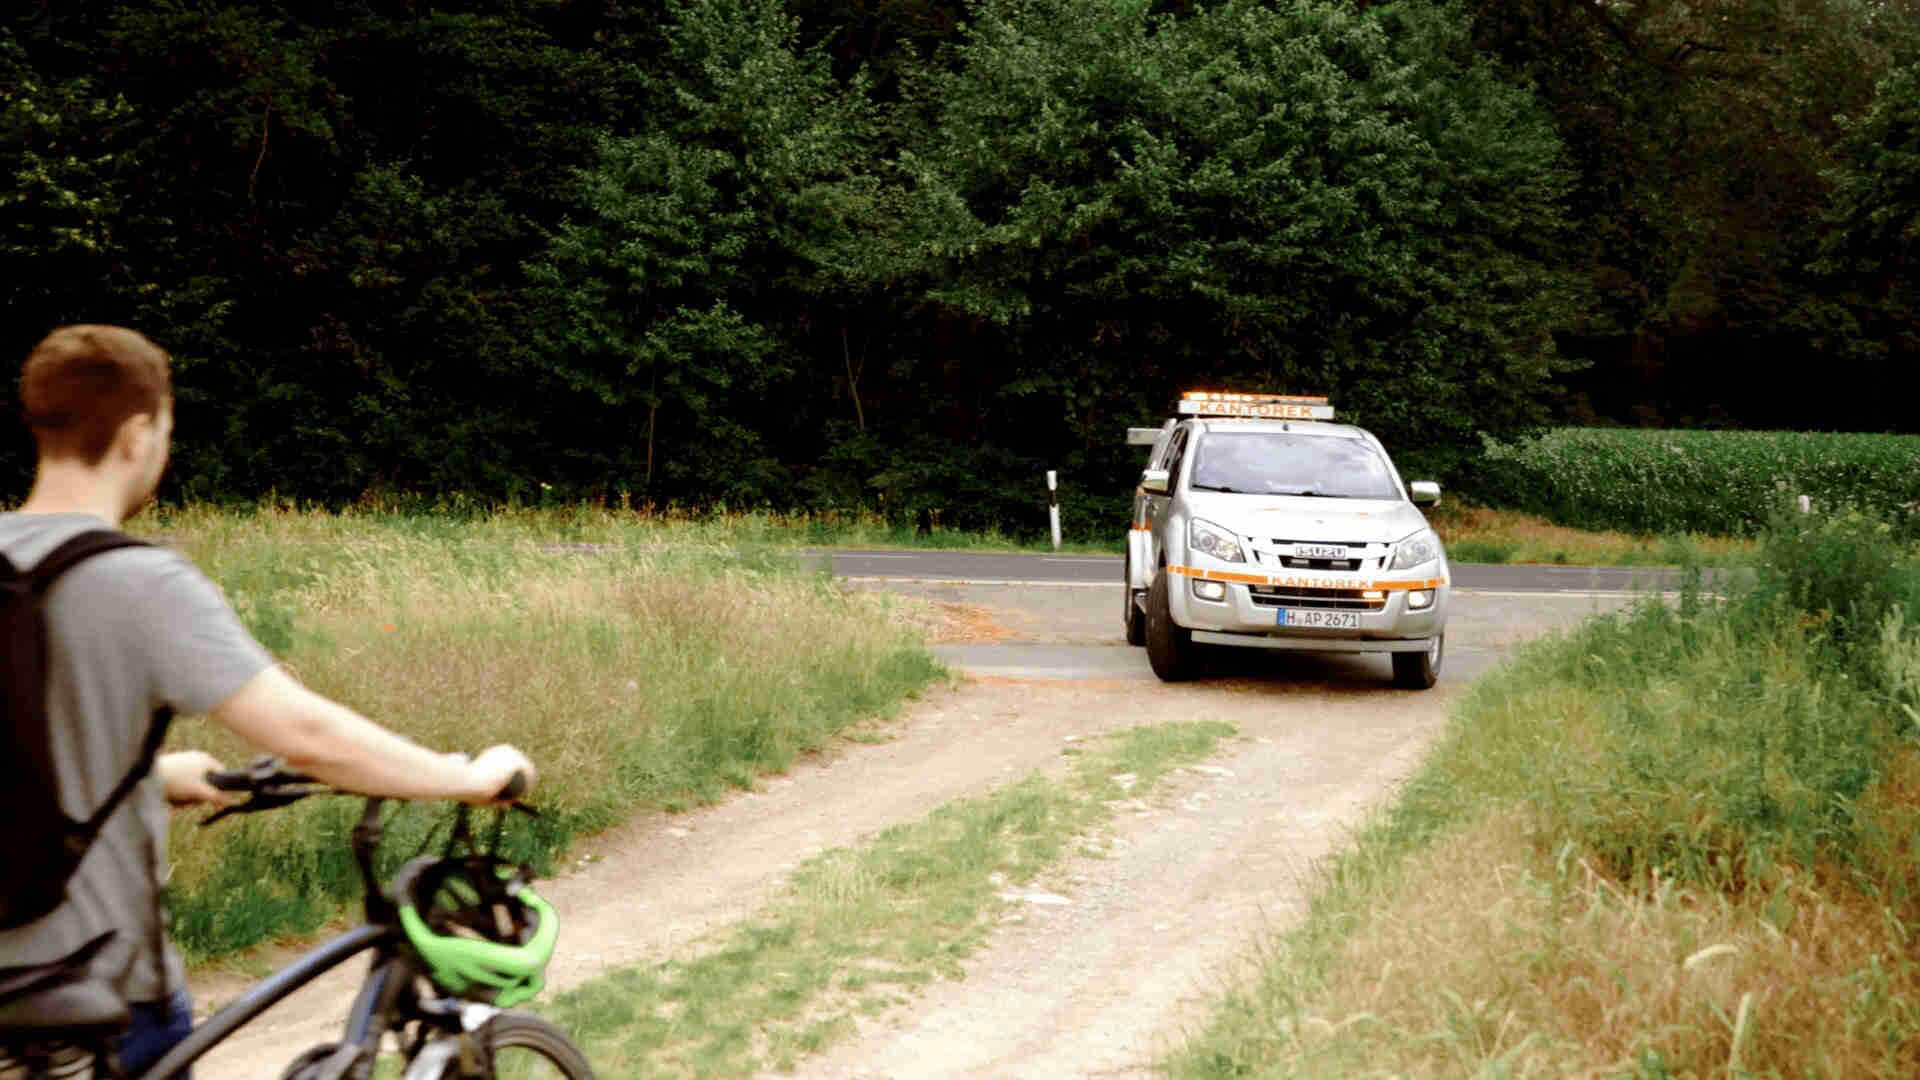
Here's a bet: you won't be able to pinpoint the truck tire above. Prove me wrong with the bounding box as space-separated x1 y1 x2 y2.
1123 553 1146 646
1392 634 1443 690
1145 568 1198 681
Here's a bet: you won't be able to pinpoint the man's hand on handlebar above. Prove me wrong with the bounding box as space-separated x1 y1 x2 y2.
462 745 536 807
158 749 245 809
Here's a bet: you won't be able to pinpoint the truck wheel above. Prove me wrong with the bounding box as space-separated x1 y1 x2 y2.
1392 634 1443 690
1123 553 1146 646
1145 568 1198 681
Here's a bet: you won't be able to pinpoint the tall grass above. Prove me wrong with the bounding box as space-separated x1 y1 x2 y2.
140 505 942 961
1169 505 1920 1076
157 495 1121 553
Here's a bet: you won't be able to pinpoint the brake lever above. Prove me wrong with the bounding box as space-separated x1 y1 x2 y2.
198 787 325 827
198 754 329 827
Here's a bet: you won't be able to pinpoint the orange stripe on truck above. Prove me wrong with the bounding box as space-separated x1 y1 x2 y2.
1168 565 1443 591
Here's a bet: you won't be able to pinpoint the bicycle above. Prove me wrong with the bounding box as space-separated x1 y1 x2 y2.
0 757 595 1080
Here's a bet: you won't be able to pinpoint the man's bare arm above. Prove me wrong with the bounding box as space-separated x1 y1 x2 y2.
209 666 532 804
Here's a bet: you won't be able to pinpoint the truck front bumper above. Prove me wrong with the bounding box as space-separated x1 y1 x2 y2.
1166 564 1447 653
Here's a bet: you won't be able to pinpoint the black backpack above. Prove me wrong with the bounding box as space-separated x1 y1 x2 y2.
1 530 172 930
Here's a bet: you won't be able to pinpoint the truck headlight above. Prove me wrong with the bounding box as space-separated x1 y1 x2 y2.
1189 518 1246 563
1389 529 1443 571
1192 579 1228 602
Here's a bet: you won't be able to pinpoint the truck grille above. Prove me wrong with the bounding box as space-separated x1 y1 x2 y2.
1248 586 1386 612
1272 555 1365 571
1249 538 1386 572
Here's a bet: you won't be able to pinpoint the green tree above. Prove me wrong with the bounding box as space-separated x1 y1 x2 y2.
529 0 881 501
0 30 132 339
1810 62 1920 404
891 0 1580 489
1466 0 1920 429
4 1 666 501
0 22 237 489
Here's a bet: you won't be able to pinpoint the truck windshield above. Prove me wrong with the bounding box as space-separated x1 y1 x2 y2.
1188 432 1401 499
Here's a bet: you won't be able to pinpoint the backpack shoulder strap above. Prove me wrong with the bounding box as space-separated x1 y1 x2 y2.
81 706 172 836
26 529 154 594
20 528 173 830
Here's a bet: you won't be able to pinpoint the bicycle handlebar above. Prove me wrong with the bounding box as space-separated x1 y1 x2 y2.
206 759 316 793
198 755 538 936
202 756 533 818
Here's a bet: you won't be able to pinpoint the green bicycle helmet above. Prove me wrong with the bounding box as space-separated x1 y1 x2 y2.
393 855 558 1009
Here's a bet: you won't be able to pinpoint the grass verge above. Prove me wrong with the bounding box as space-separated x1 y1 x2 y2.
529 721 1235 1077
1428 501 1760 568
134 504 943 963
1167 507 1920 1077
686 507 1123 555
153 493 1787 567
573 499 1756 567
166 496 1125 554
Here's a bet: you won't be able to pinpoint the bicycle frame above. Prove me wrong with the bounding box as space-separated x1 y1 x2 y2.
140 792 469 1080
139 923 396 1079
9 777 538 1080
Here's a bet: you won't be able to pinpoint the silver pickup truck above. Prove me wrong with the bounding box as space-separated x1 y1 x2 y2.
1124 393 1449 688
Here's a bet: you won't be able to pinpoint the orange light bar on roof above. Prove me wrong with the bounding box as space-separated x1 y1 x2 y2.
1182 391 1328 405
1178 391 1335 421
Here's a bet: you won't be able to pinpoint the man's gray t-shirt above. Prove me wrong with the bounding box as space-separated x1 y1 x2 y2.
0 513 272 1001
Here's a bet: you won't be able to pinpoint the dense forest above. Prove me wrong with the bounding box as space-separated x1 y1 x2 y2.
5 0 1917 532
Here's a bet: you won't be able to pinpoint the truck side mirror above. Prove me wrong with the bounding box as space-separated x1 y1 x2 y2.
1140 469 1171 496
1409 481 1441 506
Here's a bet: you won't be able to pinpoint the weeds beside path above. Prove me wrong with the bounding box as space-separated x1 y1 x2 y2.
1170 507 1920 1077
547 720 1236 1076
143 505 942 964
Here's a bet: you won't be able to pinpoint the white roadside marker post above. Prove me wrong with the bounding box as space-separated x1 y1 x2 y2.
1048 470 1062 551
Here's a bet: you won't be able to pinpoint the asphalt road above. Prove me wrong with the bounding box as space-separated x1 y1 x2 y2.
847 554 1660 686
826 548 1707 595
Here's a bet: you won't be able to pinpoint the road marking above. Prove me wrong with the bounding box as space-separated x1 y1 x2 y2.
839 578 1665 598
1040 557 1120 563
836 553 921 560
837 576 1120 588
1454 588 1697 600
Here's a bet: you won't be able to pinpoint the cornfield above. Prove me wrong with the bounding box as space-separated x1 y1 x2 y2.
1476 428 1920 537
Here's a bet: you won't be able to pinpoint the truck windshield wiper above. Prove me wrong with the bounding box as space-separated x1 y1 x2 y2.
1192 484 1366 498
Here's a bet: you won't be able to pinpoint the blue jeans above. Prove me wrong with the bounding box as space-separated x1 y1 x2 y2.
115 990 192 1078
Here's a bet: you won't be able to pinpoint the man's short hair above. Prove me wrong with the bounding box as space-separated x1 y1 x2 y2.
20 325 173 465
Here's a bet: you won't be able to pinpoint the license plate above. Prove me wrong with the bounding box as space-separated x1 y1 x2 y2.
1294 544 1348 560
1277 609 1360 629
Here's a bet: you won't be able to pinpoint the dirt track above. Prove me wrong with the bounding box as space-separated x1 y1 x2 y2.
190 583 1624 1079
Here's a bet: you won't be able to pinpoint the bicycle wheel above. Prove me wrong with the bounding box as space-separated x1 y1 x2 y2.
440 1013 594 1080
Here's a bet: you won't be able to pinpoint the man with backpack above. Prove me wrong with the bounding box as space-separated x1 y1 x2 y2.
0 325 537 1075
